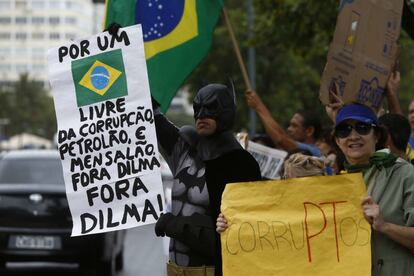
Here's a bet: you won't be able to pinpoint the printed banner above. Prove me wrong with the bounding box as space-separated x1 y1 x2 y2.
221 173 371 276
48 25 164 236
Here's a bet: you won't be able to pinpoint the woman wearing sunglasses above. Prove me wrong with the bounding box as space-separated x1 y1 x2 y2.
334 104 414 276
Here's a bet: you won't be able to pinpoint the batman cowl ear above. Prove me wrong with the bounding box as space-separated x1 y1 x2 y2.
226 77 237 107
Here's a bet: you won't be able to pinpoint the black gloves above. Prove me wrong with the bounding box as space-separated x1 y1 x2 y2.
105 22 122 36
154 212 174 237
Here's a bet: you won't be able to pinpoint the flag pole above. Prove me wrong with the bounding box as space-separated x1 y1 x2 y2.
223 6 257 136
222 8 252 90
246 0 257 136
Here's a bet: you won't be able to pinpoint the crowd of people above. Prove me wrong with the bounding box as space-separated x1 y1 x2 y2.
102 11 414 276
151 72 414 276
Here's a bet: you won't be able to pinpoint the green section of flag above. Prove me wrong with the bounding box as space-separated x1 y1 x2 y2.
72 49 127 107
103 0 136 29
104 0 223 112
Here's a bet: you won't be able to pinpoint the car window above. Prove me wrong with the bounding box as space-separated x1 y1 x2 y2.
0 158 64 185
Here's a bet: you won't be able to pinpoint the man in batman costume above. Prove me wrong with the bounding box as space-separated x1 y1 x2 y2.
154 83 261 276
192 83 262 276
104 21 215 275
106 23 260 275
153 101 215 275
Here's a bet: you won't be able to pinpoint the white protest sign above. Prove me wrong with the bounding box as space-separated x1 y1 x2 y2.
237 133 287 179
48 25 165 236
246 141 287 179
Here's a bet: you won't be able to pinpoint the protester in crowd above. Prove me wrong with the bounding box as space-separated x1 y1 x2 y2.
194 83 261 276
103 21 215 275
245 89 322 157
378 113 413 162
333 103 414 275
369 70 414 163
380 71 414 162
316 128 339 174
216 152 325 233
152 102 216 276
325 71 404 172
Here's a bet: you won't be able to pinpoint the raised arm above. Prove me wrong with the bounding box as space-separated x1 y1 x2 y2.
385 71 403 115
245 90 298 152
153 101 180 156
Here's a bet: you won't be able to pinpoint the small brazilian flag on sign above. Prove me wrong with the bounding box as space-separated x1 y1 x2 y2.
72 49 127 107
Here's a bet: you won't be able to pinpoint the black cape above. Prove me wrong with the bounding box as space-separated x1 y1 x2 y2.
204 149 262 276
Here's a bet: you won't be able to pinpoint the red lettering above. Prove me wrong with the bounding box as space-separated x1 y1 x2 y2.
320 201 347 262
303 202 327 262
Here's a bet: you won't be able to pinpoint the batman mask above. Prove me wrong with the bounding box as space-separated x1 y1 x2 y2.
193 83 236 133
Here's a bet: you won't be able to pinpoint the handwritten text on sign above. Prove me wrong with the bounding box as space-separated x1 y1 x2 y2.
48 25 164 236
221 174 371 276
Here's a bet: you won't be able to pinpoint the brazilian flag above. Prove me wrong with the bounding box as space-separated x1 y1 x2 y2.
104 0 223 112
72 49 127 107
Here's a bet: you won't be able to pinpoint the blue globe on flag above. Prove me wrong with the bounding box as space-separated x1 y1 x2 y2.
136 0 185 42
90 66 110 90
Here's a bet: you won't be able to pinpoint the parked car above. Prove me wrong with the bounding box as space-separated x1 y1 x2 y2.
0 150 125 276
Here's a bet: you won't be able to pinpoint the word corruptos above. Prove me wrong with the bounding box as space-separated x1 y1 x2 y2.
58 30 130 63
224 201 369 263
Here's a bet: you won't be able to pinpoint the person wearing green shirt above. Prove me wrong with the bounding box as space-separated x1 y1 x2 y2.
334 103 414 276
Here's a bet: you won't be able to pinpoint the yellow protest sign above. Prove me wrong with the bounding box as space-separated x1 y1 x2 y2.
221 173 371 276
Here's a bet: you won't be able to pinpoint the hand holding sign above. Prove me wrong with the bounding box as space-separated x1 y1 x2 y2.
361 196 386 232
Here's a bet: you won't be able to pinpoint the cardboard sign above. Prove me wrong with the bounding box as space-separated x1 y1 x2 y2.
221 174 371 276
48 25 165 236
320 0 403 110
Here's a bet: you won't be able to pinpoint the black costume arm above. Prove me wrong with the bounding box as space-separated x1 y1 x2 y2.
159 213 216 257
154 109 179 156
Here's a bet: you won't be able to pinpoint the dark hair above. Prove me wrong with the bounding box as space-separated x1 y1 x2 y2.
374 126 388 151
320 127 335 150
251 134 275 148
378 113 411 151
297 110 322 141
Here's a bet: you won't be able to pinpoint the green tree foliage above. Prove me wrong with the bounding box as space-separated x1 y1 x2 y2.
0 74 56 139
187 0 414 132
187 0 339 132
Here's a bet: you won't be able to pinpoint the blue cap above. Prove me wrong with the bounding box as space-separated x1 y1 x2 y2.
335 104 377 127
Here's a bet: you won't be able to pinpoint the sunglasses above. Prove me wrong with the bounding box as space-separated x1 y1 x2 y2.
334 122 375 138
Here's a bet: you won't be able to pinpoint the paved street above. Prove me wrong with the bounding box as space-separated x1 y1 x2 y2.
3 224 168 276
117 224 168 276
